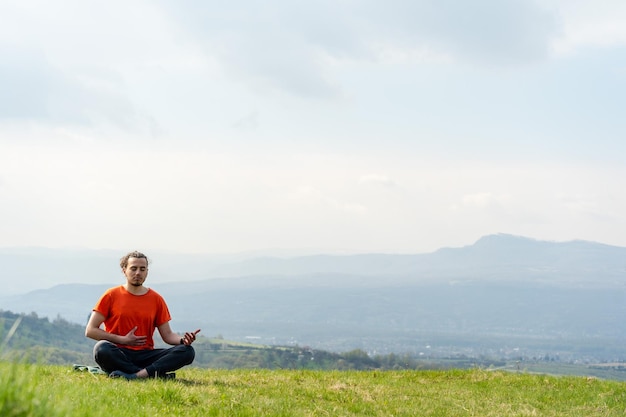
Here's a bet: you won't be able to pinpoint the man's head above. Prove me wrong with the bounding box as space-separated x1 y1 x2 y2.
120 251 149 288
120 251 149 269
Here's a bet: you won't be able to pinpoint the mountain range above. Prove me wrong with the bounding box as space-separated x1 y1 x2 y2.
1 234 626 360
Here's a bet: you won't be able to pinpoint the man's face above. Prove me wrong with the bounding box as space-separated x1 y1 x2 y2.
123 257 148 287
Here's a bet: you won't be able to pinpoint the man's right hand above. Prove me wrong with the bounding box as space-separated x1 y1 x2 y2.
123 326 148 346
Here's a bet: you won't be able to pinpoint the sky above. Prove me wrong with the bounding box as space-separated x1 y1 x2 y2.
1 0 625 255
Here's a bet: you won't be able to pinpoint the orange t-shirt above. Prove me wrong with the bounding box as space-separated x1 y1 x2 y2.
93 285 171 350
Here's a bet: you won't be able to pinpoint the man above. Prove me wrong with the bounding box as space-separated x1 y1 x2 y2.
85 250 200 380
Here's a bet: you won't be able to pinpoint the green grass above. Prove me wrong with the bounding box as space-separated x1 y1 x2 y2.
2 362 626 416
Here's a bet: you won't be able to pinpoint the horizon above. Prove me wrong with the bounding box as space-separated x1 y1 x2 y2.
0 232 626 258
1 232 625 297
1 232 625 257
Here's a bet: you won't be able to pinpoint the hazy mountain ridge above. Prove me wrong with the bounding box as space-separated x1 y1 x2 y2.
2 234 626 359
173 234 626 281
2 234 625 293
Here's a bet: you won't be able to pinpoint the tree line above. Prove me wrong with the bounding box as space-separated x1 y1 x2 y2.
1 310 500 370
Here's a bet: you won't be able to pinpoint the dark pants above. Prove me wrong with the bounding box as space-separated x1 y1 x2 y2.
93 340 195 377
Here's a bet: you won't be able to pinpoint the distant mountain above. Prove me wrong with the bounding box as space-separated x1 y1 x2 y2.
153 234 626 282
3 234 624 294
2 234 626 360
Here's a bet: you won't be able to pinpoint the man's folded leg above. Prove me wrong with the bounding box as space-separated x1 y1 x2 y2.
93 340 142 375
140 345 196 378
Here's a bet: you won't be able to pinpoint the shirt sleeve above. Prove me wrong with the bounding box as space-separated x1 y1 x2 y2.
93 289 112 317
154 292 172 327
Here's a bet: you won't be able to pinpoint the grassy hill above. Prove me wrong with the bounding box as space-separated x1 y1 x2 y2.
0 310 457 371
5 309 626 382
3 309 626 416
3 362 626 417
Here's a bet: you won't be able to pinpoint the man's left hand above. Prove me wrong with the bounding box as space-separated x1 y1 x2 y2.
182 329 201 345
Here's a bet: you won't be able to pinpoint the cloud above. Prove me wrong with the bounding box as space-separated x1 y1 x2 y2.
0 1 186 133
0 0 614 136
548 0 626 55
0 44 138 129
288 185 368 215
359 174 397 188
360 0 560 66
158 0 560 100
0 46 52 120
231 111 260 130
461 192 506 208
557 193 617 223
159 1 348 99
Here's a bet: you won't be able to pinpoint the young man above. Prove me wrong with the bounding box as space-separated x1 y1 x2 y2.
85 251 200 380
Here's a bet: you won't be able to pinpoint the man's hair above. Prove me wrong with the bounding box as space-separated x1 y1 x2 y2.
120 251 149 269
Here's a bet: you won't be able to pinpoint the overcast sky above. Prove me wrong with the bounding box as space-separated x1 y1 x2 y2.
1 0 625 255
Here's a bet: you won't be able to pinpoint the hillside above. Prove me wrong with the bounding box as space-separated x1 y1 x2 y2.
7 308 626 381
0 310 455 371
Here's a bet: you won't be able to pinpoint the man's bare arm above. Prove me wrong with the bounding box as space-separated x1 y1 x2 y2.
157 321 201 346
